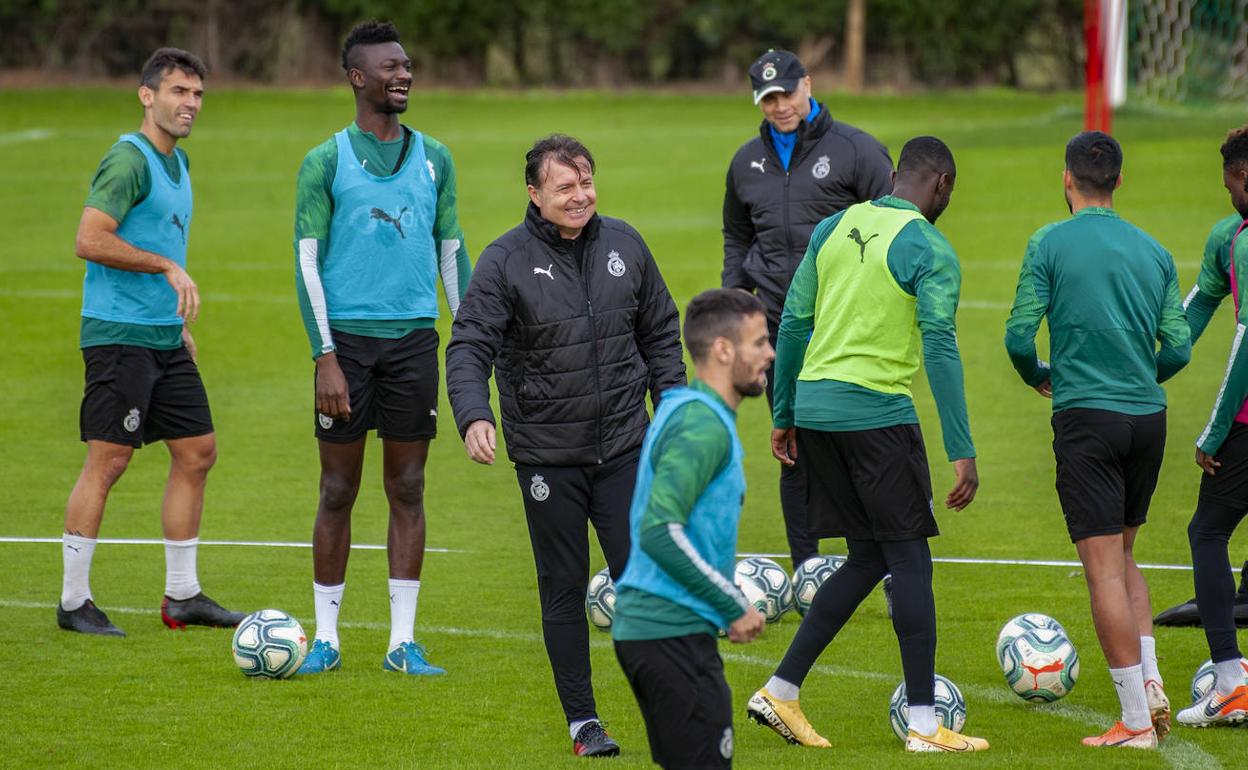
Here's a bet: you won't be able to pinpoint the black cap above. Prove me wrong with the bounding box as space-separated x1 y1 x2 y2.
748 49 806 104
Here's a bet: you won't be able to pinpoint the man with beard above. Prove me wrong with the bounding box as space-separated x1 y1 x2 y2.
292 20 471 676
1005 131 1190 746
746 137 986 753
447 134 684 757
60 47 244 637
613 289 770 770
722 49 892 569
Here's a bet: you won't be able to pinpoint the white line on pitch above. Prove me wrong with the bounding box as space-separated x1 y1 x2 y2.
0 128 54 145
0 536 461 553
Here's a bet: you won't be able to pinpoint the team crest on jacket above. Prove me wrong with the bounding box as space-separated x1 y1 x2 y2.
318 413 333 430
720 727 733 759
123 408 141 433
761 63 777 81
607 250 626 277
812 155 831 179
530 474 550 502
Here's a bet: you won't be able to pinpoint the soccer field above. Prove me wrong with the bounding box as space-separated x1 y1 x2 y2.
2 86 1246 768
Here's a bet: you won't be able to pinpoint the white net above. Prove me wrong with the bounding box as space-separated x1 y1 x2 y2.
1132 0 1248 102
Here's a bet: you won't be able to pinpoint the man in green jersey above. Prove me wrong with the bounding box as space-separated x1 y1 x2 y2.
1175 125 1248 727
746 136 988 753
613 289 769 769
1005 131 1191 748
61 48 244 637
292 21 470 676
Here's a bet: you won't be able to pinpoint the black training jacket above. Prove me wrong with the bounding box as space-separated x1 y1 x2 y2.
447 203 685 467
721 104 892 319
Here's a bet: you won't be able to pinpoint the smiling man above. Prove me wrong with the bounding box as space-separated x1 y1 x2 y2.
60 47 244 637
722 49 893 571
292 20 471 677
447 134 685 758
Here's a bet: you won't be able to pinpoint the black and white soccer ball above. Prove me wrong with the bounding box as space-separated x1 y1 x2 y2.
231 609 307 679
733 557 795 623
585 567 616 631
791 555 845 616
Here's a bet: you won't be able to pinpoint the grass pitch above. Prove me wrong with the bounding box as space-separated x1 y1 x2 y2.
2 87 1246 768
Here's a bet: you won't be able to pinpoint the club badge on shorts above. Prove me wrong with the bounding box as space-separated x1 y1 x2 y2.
530 474 550 502
123 408 141 433
607 250 626 278
720 727 733 759
318 413 334 430
812 155 831 179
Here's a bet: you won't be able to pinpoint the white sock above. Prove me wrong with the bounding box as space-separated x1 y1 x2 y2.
1110 663 1151 731
163 538 202 600
61 534 96 610
909 705 939 737
313 582 344 648
1139 636 1162 684
1214 658 1247 695
569 718 598 740
765 676 799 702
388 578 420 649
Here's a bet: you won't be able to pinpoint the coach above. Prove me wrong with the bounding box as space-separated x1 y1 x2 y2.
722 49 893 568
447 134 685 759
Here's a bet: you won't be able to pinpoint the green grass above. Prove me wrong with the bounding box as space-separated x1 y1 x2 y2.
2 87 1247 768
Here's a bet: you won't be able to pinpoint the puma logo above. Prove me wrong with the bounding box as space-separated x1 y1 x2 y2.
329 600 339 607
170 213 187 244
370 206 409 238
66 544 81 552
750 158 767 174
533 264 554 280
847 227 878 261
1024 660 1066 690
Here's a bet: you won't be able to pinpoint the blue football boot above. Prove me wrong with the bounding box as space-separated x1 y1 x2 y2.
298 638 341 674
382 641 445 676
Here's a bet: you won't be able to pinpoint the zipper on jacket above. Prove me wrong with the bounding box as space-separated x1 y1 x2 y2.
783 170 793 257
580 248 605 464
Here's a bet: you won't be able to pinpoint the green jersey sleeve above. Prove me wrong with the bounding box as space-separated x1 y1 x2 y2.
83 142 150 224
293 138 338 358
425 136 471 318
1198 227 1248 455
1155 254 1192 384
1004 225 1057 387
1186 215 1240 344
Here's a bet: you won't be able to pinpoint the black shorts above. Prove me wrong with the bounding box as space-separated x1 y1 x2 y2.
80 344 213 448
614 634 733 770
315 328 439 443
1052 408 1166 542
798 424 938 541
1199 422 1248 508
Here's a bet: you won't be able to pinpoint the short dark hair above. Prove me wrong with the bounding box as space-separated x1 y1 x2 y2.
1221 125 1248 171
342 20 401 72
140 48 206 89
897 136 955 177
683 289 767 362
525 134 596 187
1066 131 1122 194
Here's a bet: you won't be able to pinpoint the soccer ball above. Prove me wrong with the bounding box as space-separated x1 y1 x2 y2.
1000 627 1079 702
791 555 846 616
995 613 1067 665
733 557 795 623
585 567 616 631
231 609 307 679
1190 658 1248 703
888 674 968 740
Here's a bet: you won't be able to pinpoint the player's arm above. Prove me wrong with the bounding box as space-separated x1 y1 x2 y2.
637 403 753 627
77 144 198 321
1004 230 1053 389
1185 222 1235 344
427 138 471 318
721 163 756 290
446 245 513 464
632 233 687 404
1196 254 1248 460
1155 255 1192 383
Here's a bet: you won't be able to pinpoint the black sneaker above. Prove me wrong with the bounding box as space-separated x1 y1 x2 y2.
161 592 245 629
1153 597 1201 627
572 721 620 758
57 599 125 637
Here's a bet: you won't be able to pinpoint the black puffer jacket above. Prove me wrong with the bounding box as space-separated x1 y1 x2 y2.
447 204 685 467
722 104 892 320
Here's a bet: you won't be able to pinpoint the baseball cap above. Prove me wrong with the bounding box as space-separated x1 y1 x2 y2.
749 49 806 105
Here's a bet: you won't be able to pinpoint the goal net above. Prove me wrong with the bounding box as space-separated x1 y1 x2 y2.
1131 0 1248 103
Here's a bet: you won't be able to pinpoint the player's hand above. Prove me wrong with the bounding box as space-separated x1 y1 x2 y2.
163 261 199 323
771 427 797 466
1196 448 1221 476
315 353 351 421
465 420 496 465
181 326 197 363
1033 379 1052 398
945 457 978 511
727 607 765 643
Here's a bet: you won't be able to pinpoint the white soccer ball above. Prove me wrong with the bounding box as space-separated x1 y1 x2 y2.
231 609 307 679
585 567 616 631
791 555 846 616
995 613 1067 666
888 674 967 741
733 557 795 623
1000 627 1079 702
1190 658 1248 703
